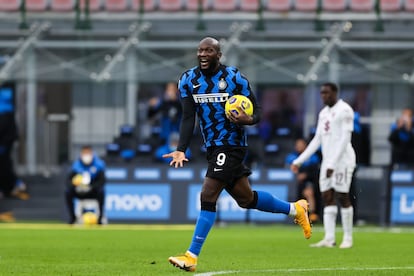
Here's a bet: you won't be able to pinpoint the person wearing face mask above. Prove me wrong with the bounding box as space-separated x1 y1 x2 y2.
65 145 106 224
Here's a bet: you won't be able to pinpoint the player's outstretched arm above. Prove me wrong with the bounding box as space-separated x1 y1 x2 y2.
163 151 189 168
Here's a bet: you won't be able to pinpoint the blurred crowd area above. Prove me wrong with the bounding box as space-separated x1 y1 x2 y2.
103 82 375 168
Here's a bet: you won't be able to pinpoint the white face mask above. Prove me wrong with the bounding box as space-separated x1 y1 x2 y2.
81 154 93 165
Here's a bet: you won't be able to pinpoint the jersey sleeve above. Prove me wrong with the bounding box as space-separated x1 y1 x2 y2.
176 72 196 153
342 106 354 132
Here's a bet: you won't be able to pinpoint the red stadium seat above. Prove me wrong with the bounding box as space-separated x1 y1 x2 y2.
158 0 182 11
349 0 374 11
240 0 261 11
322 0 347 11
406 0 414 11
295 0 318 11
380 0 401 11
50 0 75 11
104 0 128 11
266 0 291 11
186 0 210 11
131 0 157 11
211 0 238 11
80 0 102 11
0 0 21 11
26 0 48 11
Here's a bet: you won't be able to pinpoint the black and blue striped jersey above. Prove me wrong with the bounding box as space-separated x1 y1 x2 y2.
177 64 261 151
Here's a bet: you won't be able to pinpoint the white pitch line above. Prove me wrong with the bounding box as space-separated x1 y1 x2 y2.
195 266 414 276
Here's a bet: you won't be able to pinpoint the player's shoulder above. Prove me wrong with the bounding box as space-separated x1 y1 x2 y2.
338 99 354 112
179 66 199 80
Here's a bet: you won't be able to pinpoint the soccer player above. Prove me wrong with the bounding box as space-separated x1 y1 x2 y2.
290 83 356 249
164 37 312 272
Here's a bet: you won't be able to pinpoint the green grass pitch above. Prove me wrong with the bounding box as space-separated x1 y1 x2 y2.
0 223 413 275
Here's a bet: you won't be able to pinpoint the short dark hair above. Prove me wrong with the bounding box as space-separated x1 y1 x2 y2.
81 145 92 151
322 82 338 93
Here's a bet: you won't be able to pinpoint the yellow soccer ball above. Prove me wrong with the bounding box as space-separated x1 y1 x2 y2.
225 95 253 117
72 174 83 186
82 212 98 225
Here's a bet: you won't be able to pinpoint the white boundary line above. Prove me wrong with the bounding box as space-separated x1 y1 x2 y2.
195 266 414 276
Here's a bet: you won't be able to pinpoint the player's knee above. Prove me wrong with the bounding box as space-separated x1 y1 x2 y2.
200 201 216 212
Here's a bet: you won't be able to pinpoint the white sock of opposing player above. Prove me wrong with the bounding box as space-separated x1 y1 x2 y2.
340 206 354 242
323 205 338 242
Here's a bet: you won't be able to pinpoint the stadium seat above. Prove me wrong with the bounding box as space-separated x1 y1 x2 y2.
26 0 49 11
211 0 238 11
240 0 261 11
50 0 75 11
349 0 374 11
266 0 291 11
185 0 210 11
380 0 401 11
0 0 21 11
405 0 414 11
80 0 102 11
131 0 157 11
104 0 129 11
294 0 318 11
322 0 347 11
158 0 183 11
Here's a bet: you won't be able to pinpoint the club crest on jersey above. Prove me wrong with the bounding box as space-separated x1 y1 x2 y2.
193 93 229 103
218 79 227 90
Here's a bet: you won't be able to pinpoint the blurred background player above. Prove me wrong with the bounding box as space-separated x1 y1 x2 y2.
290 82 356 249
388 107 414 168
65 145 106 224
286 137 321 222
164 37 311 272
0 87 28 201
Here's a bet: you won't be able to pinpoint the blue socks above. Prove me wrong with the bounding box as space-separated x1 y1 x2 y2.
188 210 216 256
254 190 290 214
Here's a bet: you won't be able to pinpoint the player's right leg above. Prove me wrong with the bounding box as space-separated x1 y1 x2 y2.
169 177 224 272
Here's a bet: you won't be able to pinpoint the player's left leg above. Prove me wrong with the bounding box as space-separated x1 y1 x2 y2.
337 192 353 249
169 177 225 272
334 166 355 249
227 176 311 239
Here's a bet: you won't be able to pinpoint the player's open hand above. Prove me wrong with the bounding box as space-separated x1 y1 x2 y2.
162 150 189 168
226 107 253 125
